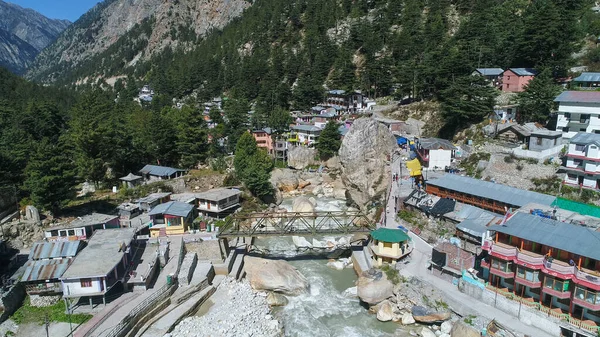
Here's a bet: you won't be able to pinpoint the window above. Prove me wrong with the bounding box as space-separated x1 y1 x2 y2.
68 230 75 236
383 241 393 248
576 144 586 152
575 287 600 304
563 127 570 132
80 278 92 288
516 267 539 282
50 230 58 237
580 128 587 132
59 230 67 237
565 113 571 118
580 114 591 123
506 84 510 89
544 277 569 292
491 259 512 273
536 137 543 146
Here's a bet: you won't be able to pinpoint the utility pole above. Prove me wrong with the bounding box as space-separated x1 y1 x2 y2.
45 313 49 337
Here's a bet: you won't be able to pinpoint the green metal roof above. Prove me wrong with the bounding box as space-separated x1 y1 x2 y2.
370 228 410 243
551 198 600 218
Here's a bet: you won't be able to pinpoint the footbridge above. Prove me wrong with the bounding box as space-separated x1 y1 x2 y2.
216 211 376 238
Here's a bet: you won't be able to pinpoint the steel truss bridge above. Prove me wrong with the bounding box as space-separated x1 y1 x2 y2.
216 211 376 238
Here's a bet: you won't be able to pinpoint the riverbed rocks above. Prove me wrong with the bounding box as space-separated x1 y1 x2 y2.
450 321 479 337
270 169 299 192
343 286 358 298
169 278 280 337
356 269 394 305
440 321 452 334
339 118 396 209
266 292 288 306
411 306 451 323
287 147 318 170
401 312 416 325
376 300 394 322
419 327 437 337
291 196 315 213
243 256 309 295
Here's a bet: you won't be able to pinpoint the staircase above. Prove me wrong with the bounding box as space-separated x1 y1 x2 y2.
159 227 167 237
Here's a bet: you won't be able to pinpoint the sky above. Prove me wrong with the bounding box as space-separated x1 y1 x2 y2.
7 0 102 22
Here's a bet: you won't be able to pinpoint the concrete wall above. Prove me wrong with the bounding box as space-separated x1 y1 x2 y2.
428 149 452 169
529 136 560 151
62 277 105 296
512 144 565 161
0 283 25 323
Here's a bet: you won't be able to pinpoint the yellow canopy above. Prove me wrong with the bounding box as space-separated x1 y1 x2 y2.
406 158 422 177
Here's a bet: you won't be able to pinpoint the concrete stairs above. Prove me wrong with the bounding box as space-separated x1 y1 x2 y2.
158 227 167 237
228 248 245 280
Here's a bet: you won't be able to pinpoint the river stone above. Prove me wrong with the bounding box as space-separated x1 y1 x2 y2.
420 327 436 337
450 321 480 337
325 156 341 169
401 312 416 325
291 196 315 213
376 300 394 322
266 292 288 306
326 260 345 270
298 180 311 189
440 321 452 334
244 256 309 295
343 286 358 298
292 236 312 248
411 306 451 323
288 147 318 170
357 270 394 305
270 168 299 192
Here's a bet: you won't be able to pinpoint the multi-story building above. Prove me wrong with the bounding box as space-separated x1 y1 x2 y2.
501 68 537 93
555 91 600 139
563 132 600 190
251 128 274 155
483 212 600 325
572 72 600 89
291 125 322 147
325 90 367 113
414 138 457 170
472 68 504 87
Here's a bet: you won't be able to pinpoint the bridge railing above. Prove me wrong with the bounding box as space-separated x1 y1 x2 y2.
217 211 375 238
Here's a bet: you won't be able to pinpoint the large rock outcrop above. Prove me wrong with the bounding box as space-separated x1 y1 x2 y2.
270 168 299 192
287 147 318 170
339 118 396 209
411 306 452 323
243 256 309 295
291 196 316 213
450 321 480 337
356 269 394 305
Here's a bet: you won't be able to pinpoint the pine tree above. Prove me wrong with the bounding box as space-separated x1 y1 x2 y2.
176 106 209 168
316 120 342 160
517 69 562 123
234 132 273 200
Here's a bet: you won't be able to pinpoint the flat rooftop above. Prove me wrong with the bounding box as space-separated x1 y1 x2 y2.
61 228 136 279
136 192 172 204
48 213 118 231
196 188 242 201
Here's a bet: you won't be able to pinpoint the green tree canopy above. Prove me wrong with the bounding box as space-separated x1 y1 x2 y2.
316 120 342 160
234 132 273 200
517 69 562 123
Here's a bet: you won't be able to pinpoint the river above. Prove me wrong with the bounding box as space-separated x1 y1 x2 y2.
252 197 409 337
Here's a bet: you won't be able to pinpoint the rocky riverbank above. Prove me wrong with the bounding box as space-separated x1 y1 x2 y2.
168 277 281 337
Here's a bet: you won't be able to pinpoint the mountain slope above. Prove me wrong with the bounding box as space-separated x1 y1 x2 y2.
26 0 250 83
0 1 70 74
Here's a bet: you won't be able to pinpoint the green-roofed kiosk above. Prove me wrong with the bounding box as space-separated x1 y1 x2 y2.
369 228 412 267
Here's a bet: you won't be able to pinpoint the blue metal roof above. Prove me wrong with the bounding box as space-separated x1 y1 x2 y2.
573 72 600 82
554 91 600 104
570 132 600 147
475 68 504 76
490 212 600 261
292 125 322 132
328 90 346 95
139 164 186 177
507 68 537 76
426 174 556 208
148 201 194 217
28 241 81 260
21 259 71 282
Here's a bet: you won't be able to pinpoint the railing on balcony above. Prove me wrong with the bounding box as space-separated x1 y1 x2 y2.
576 268 600 287
491 242 518 258
543 259 575 276
517 250 545 266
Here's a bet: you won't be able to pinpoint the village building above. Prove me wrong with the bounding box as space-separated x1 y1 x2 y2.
414 138 457 170
563 132 600 190
60 228 137 307
572 72 600 89
291 125 322 147
136 192 171 212
139 164 187 182
482 212 600 325
44 213 120 241
251 128 274 155
425 174 556 214
510 130 565 161
501 68 537 93
274 138 288 162
495 123 532 143
197 188 242 218
324 90 367 113
554 91 600 139
472 68 504 87
369 228 412 267
431 242 476 278
148 201 196 237
19 241 83 296
374 117 405 133
119 173 143 189
138 85 154 102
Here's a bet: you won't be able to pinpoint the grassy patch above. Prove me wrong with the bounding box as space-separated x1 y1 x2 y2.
11 297 92 325
459 152 491 177
464 314 477 326
117 181 173 200
398 209 425 230
380 264 402 285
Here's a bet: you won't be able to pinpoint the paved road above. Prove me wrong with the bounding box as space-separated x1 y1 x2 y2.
382 158 553 337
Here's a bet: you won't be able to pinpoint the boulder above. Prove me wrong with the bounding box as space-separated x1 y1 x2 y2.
401 312 416 325
298 179 311 189
420 327 436 337
325 156 341 169
312 238 327 248
292 236 312 248
243 256 309 295
411 306 451 324
450 321 480 337
291 196 315 213
357 269 394 305
288 147 318 170
339 118 396 209
343 286 358 298
24 205 40 223
326 260 345 270
270 168 299 192
376 300 394 322
440 321 452 334
266 292 288 306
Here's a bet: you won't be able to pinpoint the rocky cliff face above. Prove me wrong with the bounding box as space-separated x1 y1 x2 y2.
339 118 396 210
0 1 70 74
26 0 250 83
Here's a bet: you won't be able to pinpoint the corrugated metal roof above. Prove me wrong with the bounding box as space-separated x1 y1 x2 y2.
507 68 537 76
195 188 241 202
569 132 600 147
292 125 322 132
554 91 600 103
28 241 81 260
496 124 531 137
370 228 410 242
475 68 504 76
418 138 457 150
120 173 142 181
136 192 172 203
573 72 600 82
148 201 194 217
426 174 556 208
328 90 346 95
21 259 71 282
490 212 600 261
139 164 186 177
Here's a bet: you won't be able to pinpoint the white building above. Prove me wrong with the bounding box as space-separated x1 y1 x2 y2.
554 91 600 139
291 125 322 147
197 188 242 218
563 132 600 190
415 138 456 170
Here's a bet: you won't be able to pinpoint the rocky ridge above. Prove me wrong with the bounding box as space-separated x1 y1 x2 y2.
0 1 70 74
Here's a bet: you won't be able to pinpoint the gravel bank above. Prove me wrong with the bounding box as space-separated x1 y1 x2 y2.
168 277 281 337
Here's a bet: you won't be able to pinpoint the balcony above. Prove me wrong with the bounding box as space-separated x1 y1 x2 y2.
490 266 515 279
543 259 575 278
575 268 600 290
480 259 490 269
490 242 518 260
573 297 600 311
516 250 545 268
541 285 572 299
515 276 542 288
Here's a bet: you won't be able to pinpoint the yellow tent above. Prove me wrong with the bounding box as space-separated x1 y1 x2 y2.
406 158 422 177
